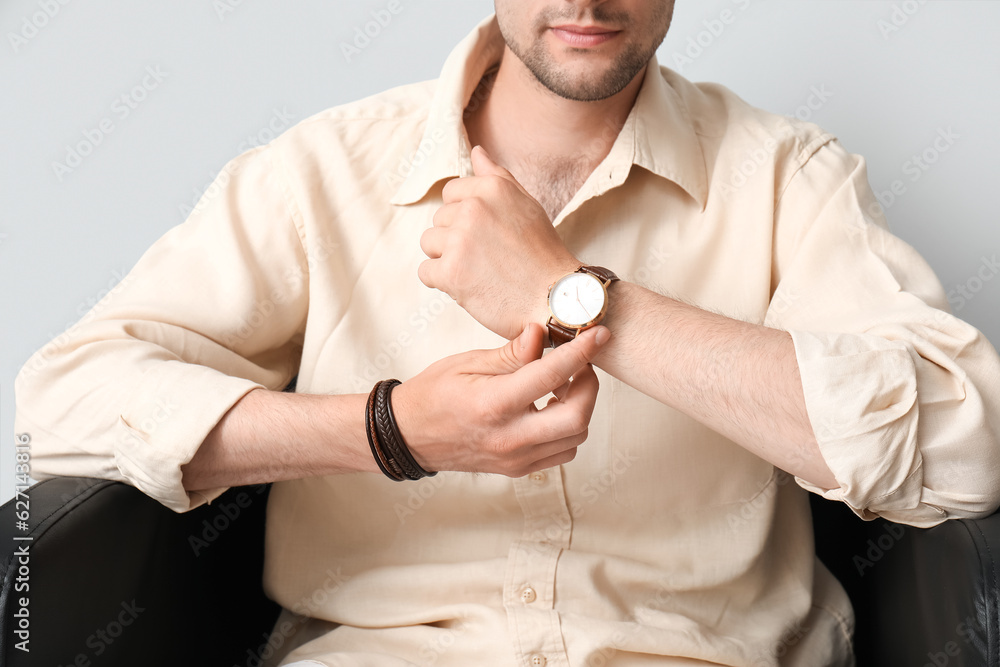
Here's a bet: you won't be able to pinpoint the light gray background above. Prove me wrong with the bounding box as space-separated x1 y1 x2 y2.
2 0 998 505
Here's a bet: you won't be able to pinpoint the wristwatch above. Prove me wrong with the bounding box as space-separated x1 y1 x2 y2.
546 265 619 347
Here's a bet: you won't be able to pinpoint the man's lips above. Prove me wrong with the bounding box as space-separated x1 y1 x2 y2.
549 25 620 48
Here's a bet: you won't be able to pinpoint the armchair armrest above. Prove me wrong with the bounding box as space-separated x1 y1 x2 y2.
0 477 281 667
867 512 999 665
812 494 1000 665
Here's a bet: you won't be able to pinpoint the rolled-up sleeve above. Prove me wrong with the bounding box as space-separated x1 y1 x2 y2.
765 139 1000 527
14 145 310 512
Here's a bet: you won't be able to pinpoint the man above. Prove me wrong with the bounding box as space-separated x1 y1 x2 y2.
15 1 1000 665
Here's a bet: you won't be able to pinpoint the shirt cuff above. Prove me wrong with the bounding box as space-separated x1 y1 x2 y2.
114 360 264 513
789 330 933 521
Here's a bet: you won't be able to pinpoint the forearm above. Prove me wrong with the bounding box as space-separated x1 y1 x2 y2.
182 324 608 491
595 281 836 489
181 388 376 491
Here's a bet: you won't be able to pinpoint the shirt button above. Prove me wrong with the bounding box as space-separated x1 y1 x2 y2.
529 471 547 483
520 586 537 604
529 655 547 666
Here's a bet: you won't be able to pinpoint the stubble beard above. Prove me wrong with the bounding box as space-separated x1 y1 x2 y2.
500 6 671 102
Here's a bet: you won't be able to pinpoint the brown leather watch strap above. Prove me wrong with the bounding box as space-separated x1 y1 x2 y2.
578 265 620 284
546 319 579 347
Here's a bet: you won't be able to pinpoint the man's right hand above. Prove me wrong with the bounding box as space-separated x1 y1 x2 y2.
183 323 608 492
392 323 609 477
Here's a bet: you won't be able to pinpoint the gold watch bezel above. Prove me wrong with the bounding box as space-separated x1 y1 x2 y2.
546 270 610 330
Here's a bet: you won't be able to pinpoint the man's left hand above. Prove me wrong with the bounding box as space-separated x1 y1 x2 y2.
418 145 580 340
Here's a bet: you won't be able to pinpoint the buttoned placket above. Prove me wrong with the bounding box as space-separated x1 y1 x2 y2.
504 465 573 666
495 140 634 667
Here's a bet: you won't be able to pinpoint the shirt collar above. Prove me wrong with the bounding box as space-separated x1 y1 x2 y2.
390 15 708 211
625 55 709 209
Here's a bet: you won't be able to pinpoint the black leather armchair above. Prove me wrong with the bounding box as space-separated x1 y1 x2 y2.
0 478 280 667
2 477 999 666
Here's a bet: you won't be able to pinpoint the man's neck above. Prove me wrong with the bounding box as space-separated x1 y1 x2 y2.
464 47 646 220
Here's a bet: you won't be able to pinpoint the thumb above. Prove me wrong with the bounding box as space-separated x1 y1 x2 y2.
490 323 545 375
471 145 519 185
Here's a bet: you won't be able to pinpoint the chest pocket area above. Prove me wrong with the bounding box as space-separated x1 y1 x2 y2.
608 378 775 516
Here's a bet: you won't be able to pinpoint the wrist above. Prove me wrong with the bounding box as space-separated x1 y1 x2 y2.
314 392 382 475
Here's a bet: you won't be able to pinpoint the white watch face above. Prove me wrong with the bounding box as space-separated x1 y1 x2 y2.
549 272 606 327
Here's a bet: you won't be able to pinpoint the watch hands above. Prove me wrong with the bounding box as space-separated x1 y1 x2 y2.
574 285 591 320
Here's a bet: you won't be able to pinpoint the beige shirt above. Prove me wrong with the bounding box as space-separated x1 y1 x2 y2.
16 15 1000 667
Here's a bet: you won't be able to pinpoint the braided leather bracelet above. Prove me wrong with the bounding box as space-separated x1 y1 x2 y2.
366 380 405 481
366 379 436 481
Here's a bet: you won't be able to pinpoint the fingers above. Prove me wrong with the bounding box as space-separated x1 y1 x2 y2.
470 145 515 182
505 440 582 478
516 323 547 366
416 257 439 290
520 447 580 476
420 226 446 259
502 326 611 407
441 146 529 204
500 362 599 476
489 323 546 375
400 326 606 477
521 362 600 444
550 380 571 403
431 199 459 228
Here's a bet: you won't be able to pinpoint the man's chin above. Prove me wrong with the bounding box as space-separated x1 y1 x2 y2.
530 63 641 102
